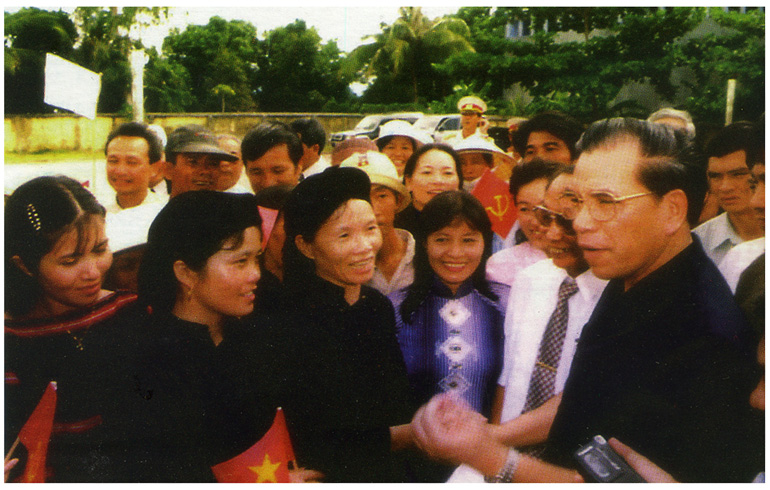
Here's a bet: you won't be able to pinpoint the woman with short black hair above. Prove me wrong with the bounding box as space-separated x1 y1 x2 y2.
268 167 416 482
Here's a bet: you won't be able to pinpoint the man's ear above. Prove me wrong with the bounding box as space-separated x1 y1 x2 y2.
172 260 198 292
295 235 314 260
311 143 321 155
10 255 33 277
162 160 175 181
150 159 165 180
661 189 689 235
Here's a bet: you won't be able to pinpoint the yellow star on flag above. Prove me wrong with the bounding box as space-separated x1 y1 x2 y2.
249 453 281 483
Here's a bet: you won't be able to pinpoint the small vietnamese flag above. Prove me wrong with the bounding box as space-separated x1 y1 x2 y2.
472 169 518 239
18 381 57 483
211 408 295 483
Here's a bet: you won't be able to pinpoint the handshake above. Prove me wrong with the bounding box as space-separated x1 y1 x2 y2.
409 393 674 483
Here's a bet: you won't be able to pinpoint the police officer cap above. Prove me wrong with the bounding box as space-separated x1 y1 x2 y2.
458 96 487 114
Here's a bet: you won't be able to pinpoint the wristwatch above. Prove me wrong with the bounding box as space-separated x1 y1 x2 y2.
484 448 521 483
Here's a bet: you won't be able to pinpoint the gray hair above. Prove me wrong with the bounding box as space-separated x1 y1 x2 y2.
647 107 696 140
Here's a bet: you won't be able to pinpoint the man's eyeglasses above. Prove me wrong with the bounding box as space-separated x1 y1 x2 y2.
533 205 576 235
557 191 654 222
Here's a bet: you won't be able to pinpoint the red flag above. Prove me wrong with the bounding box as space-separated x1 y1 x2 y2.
18 381 57 483
211 408 295 483
471 169 518 239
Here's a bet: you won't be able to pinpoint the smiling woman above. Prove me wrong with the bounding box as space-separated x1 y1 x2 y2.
389 190 509 481
121 190 276 481
258 167 417 482
395 143 463 241
5 176 140 482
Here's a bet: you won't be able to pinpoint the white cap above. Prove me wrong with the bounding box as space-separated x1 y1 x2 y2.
376 120 433 146
458 95 487 114
339 151 411 212
451 134 514 168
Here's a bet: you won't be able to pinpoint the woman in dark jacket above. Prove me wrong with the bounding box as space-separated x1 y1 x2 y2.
267 167 417 482
109 190 274 482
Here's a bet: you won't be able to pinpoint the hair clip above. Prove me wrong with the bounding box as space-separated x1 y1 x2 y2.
26 203 42 232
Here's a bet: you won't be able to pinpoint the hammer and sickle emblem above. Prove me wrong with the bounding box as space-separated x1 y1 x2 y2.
486 194 509 221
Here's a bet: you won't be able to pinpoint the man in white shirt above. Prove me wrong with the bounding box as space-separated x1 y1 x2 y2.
443 95 493 144
449 166 607 482
214 133 252 194
719 151 765 291
694 122 763 265
104 122 167 214
290 118 331 179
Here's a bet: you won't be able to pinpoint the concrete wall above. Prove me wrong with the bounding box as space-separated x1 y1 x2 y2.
5 112 510 154
4 113 364 154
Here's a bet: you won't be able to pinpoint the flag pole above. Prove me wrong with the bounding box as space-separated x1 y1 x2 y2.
4 438 20 465
92 73 103 196
725 78 737 126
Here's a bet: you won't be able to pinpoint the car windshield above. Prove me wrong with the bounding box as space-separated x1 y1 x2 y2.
355 116 381 131
414 116 443 132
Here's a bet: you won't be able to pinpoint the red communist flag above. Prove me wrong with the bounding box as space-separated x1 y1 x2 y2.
18 381 57 483
211 408 295 483
472 169 518 239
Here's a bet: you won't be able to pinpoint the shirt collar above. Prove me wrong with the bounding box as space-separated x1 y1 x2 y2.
702 212 742 251
430 274 475 298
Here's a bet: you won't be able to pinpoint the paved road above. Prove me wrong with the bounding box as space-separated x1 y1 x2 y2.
5 159 116 205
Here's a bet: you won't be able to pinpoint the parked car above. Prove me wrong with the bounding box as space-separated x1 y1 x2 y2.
330 112 423 147
413 114 461 143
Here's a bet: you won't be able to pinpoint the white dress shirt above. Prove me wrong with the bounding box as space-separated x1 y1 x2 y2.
301 155 332 179
693 212 744 266
718 237 765 293
498 259 608 422
485 241 547 286
448 259 607 483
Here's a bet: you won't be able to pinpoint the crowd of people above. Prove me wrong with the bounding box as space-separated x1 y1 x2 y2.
4 95 765 483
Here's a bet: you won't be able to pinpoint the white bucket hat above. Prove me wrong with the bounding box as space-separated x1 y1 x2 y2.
376 120 433 146
340 151 411 212
451 134 515 168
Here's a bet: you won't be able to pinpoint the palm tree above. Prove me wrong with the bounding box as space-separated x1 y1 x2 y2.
348 7 475 103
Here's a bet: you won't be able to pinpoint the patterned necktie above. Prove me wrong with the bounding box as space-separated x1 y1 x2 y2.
519 276 579 457
523 275 579 413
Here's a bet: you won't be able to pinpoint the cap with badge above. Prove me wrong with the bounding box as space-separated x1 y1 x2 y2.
166 125 238 161
340 151 411 212
458 95 487 115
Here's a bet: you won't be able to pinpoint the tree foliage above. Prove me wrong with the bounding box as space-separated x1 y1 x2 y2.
160 16 259 112
254 20 352 111
3 7 763 128
348 7 474 103
4 7 167 115
4 8 78 114
72 7 168 114
436 7 763 127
